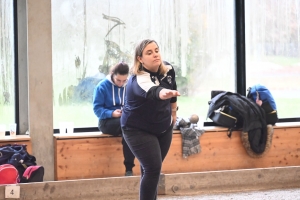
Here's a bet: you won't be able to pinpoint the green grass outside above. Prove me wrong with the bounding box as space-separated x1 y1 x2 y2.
0 96 299 130
0 105 15 125
177 96 299 120
263 56 300 66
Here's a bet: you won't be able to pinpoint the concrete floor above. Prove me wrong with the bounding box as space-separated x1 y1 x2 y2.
157 188 300 200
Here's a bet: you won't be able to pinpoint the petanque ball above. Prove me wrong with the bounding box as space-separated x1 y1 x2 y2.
189 114 199 124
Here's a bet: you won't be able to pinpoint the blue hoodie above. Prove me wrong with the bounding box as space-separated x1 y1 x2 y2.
93 75 126 120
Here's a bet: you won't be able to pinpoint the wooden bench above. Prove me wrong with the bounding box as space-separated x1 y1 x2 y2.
0 135 32 153
53 122 300 180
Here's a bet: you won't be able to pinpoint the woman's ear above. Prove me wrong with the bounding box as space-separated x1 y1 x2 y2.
137 56 143 64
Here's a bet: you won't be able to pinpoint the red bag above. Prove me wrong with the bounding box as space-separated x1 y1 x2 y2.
0 164 19 185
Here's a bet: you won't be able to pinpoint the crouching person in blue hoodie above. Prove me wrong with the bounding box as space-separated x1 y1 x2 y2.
93 62 135 176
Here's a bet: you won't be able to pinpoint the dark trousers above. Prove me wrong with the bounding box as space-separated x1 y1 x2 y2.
122 125 173 200
99 118 135 172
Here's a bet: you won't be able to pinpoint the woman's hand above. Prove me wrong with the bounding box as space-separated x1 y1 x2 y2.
112 109 122 118
159 89 180 100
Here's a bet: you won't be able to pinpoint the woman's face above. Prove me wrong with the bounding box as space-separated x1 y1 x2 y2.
138 42 161 72
113 73 128 87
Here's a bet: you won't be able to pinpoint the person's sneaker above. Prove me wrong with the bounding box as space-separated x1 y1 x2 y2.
125 171 133 176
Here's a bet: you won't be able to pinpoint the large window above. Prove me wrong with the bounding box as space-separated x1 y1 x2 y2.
51 0 235 128
245 0 300 119
0 1 15 130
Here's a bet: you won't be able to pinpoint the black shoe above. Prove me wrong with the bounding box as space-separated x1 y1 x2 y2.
125 171 133 176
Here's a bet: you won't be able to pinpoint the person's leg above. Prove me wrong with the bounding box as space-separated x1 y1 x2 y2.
122 136 135 174
122 127 163 200
157 124 173 162
99 118 135 174
99 118 122 136
152 125 173 198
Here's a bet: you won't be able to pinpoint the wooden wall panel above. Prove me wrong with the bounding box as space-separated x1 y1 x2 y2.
54 127 300 180
55 137 141 180
162 127 300 173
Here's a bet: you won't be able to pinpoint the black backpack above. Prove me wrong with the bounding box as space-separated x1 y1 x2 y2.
208 91 244 137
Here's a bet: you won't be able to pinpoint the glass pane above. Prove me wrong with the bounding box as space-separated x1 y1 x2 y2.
52 0 235 128
0 1 15 130
245 0 300 119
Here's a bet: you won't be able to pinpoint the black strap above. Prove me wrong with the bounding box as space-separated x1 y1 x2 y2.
227 127 233 138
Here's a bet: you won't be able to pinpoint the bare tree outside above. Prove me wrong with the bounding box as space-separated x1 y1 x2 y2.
51 0 299 128
245 0 300 119
0 0 15 126
51 0 236 128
